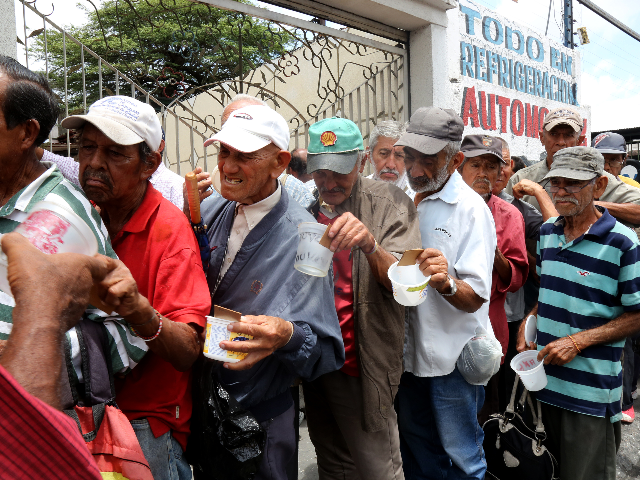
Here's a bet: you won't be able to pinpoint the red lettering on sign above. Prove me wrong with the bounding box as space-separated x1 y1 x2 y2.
461 86 480 127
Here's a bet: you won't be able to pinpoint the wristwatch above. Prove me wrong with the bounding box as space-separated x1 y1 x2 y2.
439 274 457 297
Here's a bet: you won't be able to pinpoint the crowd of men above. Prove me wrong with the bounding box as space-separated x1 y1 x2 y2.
1 53 640 480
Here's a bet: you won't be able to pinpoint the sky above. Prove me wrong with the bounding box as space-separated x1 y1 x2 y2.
17 0 640 133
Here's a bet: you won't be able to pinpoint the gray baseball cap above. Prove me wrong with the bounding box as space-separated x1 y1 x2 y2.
394 107 464 155
592 132 626 155
542 146 604 181
542 107 582 133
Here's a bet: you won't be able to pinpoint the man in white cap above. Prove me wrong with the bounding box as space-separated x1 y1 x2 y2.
61 95 211 480
197 104 344 480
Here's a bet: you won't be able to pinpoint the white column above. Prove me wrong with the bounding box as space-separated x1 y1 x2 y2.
409 23 449 113
0 0 16 59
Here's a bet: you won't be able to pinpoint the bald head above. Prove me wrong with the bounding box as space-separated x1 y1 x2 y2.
221 94 267 125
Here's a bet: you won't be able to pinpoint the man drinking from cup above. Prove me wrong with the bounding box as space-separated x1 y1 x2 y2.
303 117 420 480
517 146 640 480
198 104 344 480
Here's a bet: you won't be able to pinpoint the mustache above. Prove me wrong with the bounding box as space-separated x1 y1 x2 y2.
553 195 579 206
379 168 399 177
472 178 492 188
320 186 345 194
82 168 114 190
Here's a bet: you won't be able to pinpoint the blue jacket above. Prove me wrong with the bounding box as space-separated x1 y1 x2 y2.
201 188 344 419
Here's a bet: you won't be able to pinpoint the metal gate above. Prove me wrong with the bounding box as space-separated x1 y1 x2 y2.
17 0 408 175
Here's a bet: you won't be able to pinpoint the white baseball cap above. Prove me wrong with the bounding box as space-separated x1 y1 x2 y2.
204 105 289 152
61 96 162 151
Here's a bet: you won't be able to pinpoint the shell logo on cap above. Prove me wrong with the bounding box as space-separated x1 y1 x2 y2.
482 136 492 147
320 131 337 147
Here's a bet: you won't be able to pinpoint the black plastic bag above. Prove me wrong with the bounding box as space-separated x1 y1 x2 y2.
186 359 266 480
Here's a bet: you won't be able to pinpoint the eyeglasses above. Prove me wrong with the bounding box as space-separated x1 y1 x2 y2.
604 159 624 167
547 178 595 194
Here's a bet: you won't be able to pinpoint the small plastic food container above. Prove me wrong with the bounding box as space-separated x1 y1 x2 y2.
387 261 430 306
294 222 333 277
203 316 253 363
0 200 98 296
510 350 548 391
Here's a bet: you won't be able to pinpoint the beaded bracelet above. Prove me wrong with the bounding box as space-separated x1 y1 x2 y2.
132 309 163 342
567 334 582 353
363 239 379 256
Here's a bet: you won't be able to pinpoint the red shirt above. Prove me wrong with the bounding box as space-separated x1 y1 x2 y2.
487 195 529 360
0 364 102 479
319 213 358 376
113 184 210 450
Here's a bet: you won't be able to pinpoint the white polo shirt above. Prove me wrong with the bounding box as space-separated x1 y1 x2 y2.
404 171 496 378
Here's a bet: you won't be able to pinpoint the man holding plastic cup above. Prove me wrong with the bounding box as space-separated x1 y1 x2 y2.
394 107 497 480
516 146 640 480
302 117 420 480
198 104 344 480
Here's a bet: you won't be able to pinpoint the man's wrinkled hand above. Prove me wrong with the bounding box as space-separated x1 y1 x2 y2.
512 179 544 200
326 212 374 254
2 232 114 331
416 248 449 291
219 315 294 371
537 337 579 366
92 259 152 322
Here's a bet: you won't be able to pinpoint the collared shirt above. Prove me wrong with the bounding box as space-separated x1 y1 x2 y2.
506 158 640 229
535 207 640 422
0 363 102 479
0 163 146 379
365 172 416 199
112 184 210 450
219 183 281 280
487 194 529 356
41 150 185 210
405 171 496 377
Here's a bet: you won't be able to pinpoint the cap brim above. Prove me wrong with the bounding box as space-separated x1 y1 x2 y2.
61 115 144 145
307 151 358 175
594 148 626 155
394 132 448 156
542 169 598 181
205 128 271 153
544 119 582 133
461 148 506 164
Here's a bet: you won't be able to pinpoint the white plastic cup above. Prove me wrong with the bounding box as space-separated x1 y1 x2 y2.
0 200 98 296
203 316 253 363
510 350 548 391
294 222 334 277
387 261 430 307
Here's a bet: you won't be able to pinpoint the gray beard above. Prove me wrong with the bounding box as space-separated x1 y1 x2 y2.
407 161 451 194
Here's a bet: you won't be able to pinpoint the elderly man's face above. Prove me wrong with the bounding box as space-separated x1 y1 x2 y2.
371 136 405 183
460 154 501 200
603 153 626 177
313 161 359 207
492 148 513 195
549 176 608 217
218 142 286 205
78 124 154 205
540 124 582 160
404 146 461 194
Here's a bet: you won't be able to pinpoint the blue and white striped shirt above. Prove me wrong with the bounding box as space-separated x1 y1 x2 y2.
535 207 640 422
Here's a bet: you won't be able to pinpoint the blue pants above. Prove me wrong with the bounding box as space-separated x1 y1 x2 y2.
397 370 486 480
131 419 192 480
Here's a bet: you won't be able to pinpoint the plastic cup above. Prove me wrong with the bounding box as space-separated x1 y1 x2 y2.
0 199 98 296
294 222 333 277
387 261 430 307
510 350 548 391
203 316 253 363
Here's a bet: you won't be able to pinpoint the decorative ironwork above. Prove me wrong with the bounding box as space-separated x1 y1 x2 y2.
17 0 406 171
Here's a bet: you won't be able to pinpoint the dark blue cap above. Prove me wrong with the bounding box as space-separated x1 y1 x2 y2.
592 132 626 155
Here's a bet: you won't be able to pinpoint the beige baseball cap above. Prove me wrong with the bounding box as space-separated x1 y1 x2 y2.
542 107 582 133
61 96 162 150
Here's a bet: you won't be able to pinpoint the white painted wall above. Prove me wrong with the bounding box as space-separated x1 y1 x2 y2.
0 0 17 59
